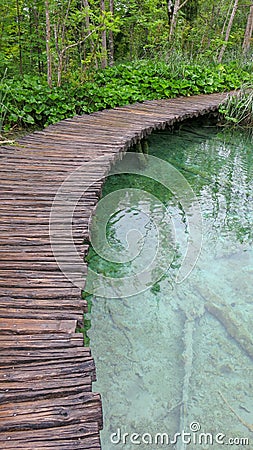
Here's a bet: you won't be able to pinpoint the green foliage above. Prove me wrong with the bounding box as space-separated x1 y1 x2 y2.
76 291 94 346
219 84 253 134
150 282 161 294
183 0 199 23
1 0 253 84
76 314 92 346
0 75 76 129
1 60 252 130
82 290 93 313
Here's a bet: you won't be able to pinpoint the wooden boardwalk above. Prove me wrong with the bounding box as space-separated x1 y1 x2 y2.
0 93 227 449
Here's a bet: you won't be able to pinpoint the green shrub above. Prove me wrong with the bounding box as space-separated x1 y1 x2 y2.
219 84 253 134
1 59 252 131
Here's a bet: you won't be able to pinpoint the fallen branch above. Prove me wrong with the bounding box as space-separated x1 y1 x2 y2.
218 391 253 433
177 317 195 450
195 284 253 361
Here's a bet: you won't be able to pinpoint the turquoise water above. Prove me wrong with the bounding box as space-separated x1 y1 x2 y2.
88 123 253 449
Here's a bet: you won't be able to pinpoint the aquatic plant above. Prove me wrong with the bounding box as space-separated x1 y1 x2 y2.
219 84 253 134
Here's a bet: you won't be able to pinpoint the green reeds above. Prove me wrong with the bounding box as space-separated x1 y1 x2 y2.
219 84 253 134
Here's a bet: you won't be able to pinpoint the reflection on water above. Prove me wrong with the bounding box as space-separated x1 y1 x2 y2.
88 124 253 449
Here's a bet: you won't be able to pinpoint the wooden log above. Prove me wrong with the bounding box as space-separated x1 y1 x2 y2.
0 422 100 448
0 392 103 431
0 318 77 335
0 347 91 362
0 359 96 382
0 333 85 348
195 284 253 361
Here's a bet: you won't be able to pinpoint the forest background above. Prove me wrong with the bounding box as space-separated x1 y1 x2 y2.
0 0 253 132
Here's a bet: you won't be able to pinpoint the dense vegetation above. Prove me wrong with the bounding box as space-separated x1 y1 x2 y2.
1 0 253 133
219 84 253 133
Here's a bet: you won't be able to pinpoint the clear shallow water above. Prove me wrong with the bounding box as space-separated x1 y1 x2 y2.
88 123 253 449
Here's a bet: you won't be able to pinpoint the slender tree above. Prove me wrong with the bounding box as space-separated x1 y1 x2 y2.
45 0 52 88
53 0 71 86
218 0 239 62
221 0 233 38
16 0 23 74
100 0 107 68
167 0 174 26
108 0 114 66
30 1 44 75
82 0 98 69
169 0 190 39
242 4 253 53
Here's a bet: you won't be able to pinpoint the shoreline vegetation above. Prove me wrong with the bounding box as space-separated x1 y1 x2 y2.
219 85 253 134
0 60 252 137
1 0 253 137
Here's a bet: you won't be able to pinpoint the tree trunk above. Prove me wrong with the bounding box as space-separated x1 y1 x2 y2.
242 5 253 53
169 0 189 39
218 0 239 63
82 0 98 69
32 6 43 74
167 0 174 26
54 23 63 87
169 0 180 38
108 0 114 66
45 0 52 88
16 0 23 75
100 0 107 68
221 0 233 38
57 53 63 87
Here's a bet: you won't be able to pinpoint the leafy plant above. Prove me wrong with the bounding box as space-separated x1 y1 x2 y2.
1 59 252 131
219 83 253 134
76 315 92 347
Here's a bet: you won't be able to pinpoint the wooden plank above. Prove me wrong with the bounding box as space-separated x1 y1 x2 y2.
0 422 99 448
0 355 94 370
0 318 77 334
0 372 93 393
0 392 102 430
0 347 91 361
0 287 81 298
0 359 96 381
0 441 100 449
0 377 93 403
0 297 87 310
0 255 86 264
0 307 84 321
0 333 85 348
